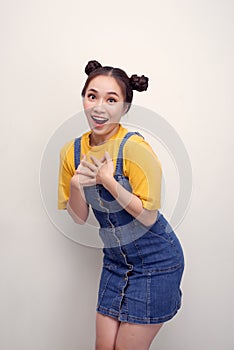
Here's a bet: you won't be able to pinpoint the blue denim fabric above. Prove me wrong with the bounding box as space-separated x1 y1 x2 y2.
74 132 185 324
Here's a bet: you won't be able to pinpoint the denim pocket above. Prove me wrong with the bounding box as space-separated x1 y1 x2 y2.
143 262 182 275
147 225 174 244
145 265 184 319
147 215 176 244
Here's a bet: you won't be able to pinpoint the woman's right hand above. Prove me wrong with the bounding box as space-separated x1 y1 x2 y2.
70 154 96 190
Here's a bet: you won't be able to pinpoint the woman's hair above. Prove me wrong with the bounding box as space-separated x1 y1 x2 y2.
81 60 149 113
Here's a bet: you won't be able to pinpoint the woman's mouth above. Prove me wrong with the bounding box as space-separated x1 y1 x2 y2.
91 115 109 125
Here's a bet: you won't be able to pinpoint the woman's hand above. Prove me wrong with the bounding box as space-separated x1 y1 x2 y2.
74 152 157 227
70 154 97 189
90 151 114 185
76 151 114 186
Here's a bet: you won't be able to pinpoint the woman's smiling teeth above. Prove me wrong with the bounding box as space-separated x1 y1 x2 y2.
91 115 109 124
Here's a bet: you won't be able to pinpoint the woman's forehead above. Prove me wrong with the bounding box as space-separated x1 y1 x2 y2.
87 75 124 95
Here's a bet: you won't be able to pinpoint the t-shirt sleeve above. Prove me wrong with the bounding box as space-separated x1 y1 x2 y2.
57 140 75 210
123 136 162 210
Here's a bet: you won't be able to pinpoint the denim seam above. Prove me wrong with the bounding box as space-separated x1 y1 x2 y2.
97 305 120 317
97 271 113 308
171 240 184 264
142 263 182 274
133 239 144 268
96 303 182 323
124 306 181 322
146 273 151 318
147 230 174 244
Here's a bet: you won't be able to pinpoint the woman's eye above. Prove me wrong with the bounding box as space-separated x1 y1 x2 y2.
108 98 117 103
87 94 96 100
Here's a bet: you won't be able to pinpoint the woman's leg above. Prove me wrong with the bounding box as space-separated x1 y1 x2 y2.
95 312 121 350
114 322 164 350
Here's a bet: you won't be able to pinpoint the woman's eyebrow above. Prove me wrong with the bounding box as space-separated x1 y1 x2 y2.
107 91 119 97
87 88 119 97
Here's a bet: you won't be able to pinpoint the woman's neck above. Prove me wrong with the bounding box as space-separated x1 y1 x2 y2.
89 124 120 146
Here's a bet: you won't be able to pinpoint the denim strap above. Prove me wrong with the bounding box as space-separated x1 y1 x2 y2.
74 131 144 173
74 136 81 170
115 131 144 175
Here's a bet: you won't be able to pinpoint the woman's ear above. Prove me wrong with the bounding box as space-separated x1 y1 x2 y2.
122 103 129 116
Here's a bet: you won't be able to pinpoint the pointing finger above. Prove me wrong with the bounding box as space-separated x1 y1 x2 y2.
99 155 106 163
105 151 112 161
81 159 97 171
90 155 102 167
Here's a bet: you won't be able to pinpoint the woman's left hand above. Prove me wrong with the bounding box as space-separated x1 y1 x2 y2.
91 151 114 185
77 151 114 186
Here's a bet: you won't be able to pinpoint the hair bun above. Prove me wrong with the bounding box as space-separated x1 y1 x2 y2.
130 74 149 92
85 60 102 75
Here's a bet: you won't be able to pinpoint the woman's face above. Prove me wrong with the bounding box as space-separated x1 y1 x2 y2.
83 75 127 139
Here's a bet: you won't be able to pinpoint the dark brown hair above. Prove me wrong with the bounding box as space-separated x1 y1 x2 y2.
81 60 149 113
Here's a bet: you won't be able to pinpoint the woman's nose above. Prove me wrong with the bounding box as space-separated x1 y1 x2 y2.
92 99 106 114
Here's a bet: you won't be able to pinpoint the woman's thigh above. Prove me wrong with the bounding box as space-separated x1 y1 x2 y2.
114 322 164 350
95 312 121 350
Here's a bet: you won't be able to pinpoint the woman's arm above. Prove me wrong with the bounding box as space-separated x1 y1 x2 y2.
66 155 91 224
103 176 158 227
66 181 89 225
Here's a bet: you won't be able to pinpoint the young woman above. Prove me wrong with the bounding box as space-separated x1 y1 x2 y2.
58 60 185 350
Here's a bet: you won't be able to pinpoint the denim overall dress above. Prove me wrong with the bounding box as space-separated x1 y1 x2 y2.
74 131 185 324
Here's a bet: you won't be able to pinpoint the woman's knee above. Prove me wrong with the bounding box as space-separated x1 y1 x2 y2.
95 312 120 350
114 322 163 350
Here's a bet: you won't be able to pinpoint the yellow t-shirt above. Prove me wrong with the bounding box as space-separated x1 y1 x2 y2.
57 124 162 211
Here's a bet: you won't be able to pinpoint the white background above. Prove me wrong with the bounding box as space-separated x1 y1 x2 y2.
1 0 233 349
